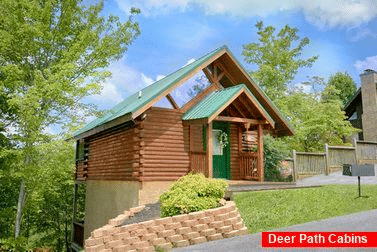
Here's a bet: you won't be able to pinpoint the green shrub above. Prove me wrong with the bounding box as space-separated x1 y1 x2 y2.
264 135 291 182
159 173 228 217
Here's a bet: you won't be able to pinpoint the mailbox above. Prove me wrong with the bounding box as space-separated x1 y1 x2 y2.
343 164 375 197
343 164 375 176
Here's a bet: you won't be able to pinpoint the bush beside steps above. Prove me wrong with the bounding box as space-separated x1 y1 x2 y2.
160 173 228 217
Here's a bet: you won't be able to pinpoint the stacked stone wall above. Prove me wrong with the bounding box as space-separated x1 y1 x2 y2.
85 201 248 252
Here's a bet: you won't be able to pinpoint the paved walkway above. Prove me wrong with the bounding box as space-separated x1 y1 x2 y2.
173 210 377 252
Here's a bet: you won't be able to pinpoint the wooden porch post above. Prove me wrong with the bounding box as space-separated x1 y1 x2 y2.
257 123 264 182
206 122 213 178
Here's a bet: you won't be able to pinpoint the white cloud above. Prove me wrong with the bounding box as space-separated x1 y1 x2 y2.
91 83 123 106
183 58 196 67
116 0 377 28
141 73 155 86
347 27 377 42
83 57 168 109
354 56 377 73
295 82 312 93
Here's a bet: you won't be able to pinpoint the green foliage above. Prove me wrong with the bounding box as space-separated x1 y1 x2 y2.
278 85 358 152
0 236 32 252
243 21 318 101
0 0 139 249
0 139 76 250
159 174 228 217
323 72 357 106
0 0 140 143
263 135 290 181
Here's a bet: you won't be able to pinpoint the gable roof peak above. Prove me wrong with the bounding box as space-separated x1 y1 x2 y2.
74 45 294 139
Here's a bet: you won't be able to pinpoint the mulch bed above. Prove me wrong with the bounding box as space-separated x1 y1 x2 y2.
121 202 161 226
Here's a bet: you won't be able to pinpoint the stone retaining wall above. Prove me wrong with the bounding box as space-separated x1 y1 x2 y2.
85 201 248 251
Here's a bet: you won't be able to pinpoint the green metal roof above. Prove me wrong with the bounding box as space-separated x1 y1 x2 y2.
74 45 227 137
182 84 274 124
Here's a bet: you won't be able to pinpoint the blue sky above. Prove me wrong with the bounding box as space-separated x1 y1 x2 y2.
86 0 377 110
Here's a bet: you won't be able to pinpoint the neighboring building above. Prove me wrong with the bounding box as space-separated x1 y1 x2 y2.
345 69 377 141
70 45 294 248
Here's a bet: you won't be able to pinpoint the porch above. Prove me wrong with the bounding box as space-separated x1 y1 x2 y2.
182 84 275 182
188 119 266 181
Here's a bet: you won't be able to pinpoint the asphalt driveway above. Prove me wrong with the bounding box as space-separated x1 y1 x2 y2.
296 167 377 186
173 209 377 252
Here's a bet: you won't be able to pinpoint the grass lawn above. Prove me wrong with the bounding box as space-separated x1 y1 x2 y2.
234 184 377 233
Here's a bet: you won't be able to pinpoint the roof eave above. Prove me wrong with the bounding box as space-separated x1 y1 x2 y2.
74 112 133 140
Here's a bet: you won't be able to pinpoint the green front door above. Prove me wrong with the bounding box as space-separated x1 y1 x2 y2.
212 121 230 179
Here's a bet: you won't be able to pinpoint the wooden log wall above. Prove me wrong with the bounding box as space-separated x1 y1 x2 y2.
242 130 257 151
189 124 206 174
75 123 140 181
76 161 85 182
140 107 190 181
230 123 241 180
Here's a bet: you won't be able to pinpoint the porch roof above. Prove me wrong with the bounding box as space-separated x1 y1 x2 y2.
182 84 275 126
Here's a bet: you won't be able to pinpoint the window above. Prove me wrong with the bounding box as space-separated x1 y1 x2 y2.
153 96 174 108
212 130 223 155
169 71 211 107
76 140 85 161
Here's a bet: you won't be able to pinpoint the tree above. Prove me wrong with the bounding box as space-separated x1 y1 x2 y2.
278 85 357 152
0 139 78 251
0 0 140 241
323 72 357 106
242 21 318 101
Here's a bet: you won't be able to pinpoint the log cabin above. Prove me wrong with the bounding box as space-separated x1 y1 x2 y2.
70 45 294 248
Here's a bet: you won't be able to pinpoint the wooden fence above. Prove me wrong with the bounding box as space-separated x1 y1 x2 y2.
289 140 377 181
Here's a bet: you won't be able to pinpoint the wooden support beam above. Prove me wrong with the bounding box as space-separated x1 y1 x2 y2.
215 116 268 125
217 71 225 82
225 105 241 117
228 102 248 119
184 118 208 125
238 124 243 152
213 62 226 82
166 94 179 109
181 83 219 113
203 67 215 83
203 67 223 89
215 61 238 84
213 64 218 80
237 94 258 118
257 123 264 182
206 122 213 178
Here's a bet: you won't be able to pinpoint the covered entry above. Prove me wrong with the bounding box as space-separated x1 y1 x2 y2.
183 84 275 181
212 121 230 179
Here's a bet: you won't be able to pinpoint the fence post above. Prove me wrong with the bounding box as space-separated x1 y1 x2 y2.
292 150 297 182
353 138 358 165
324 143 329 175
